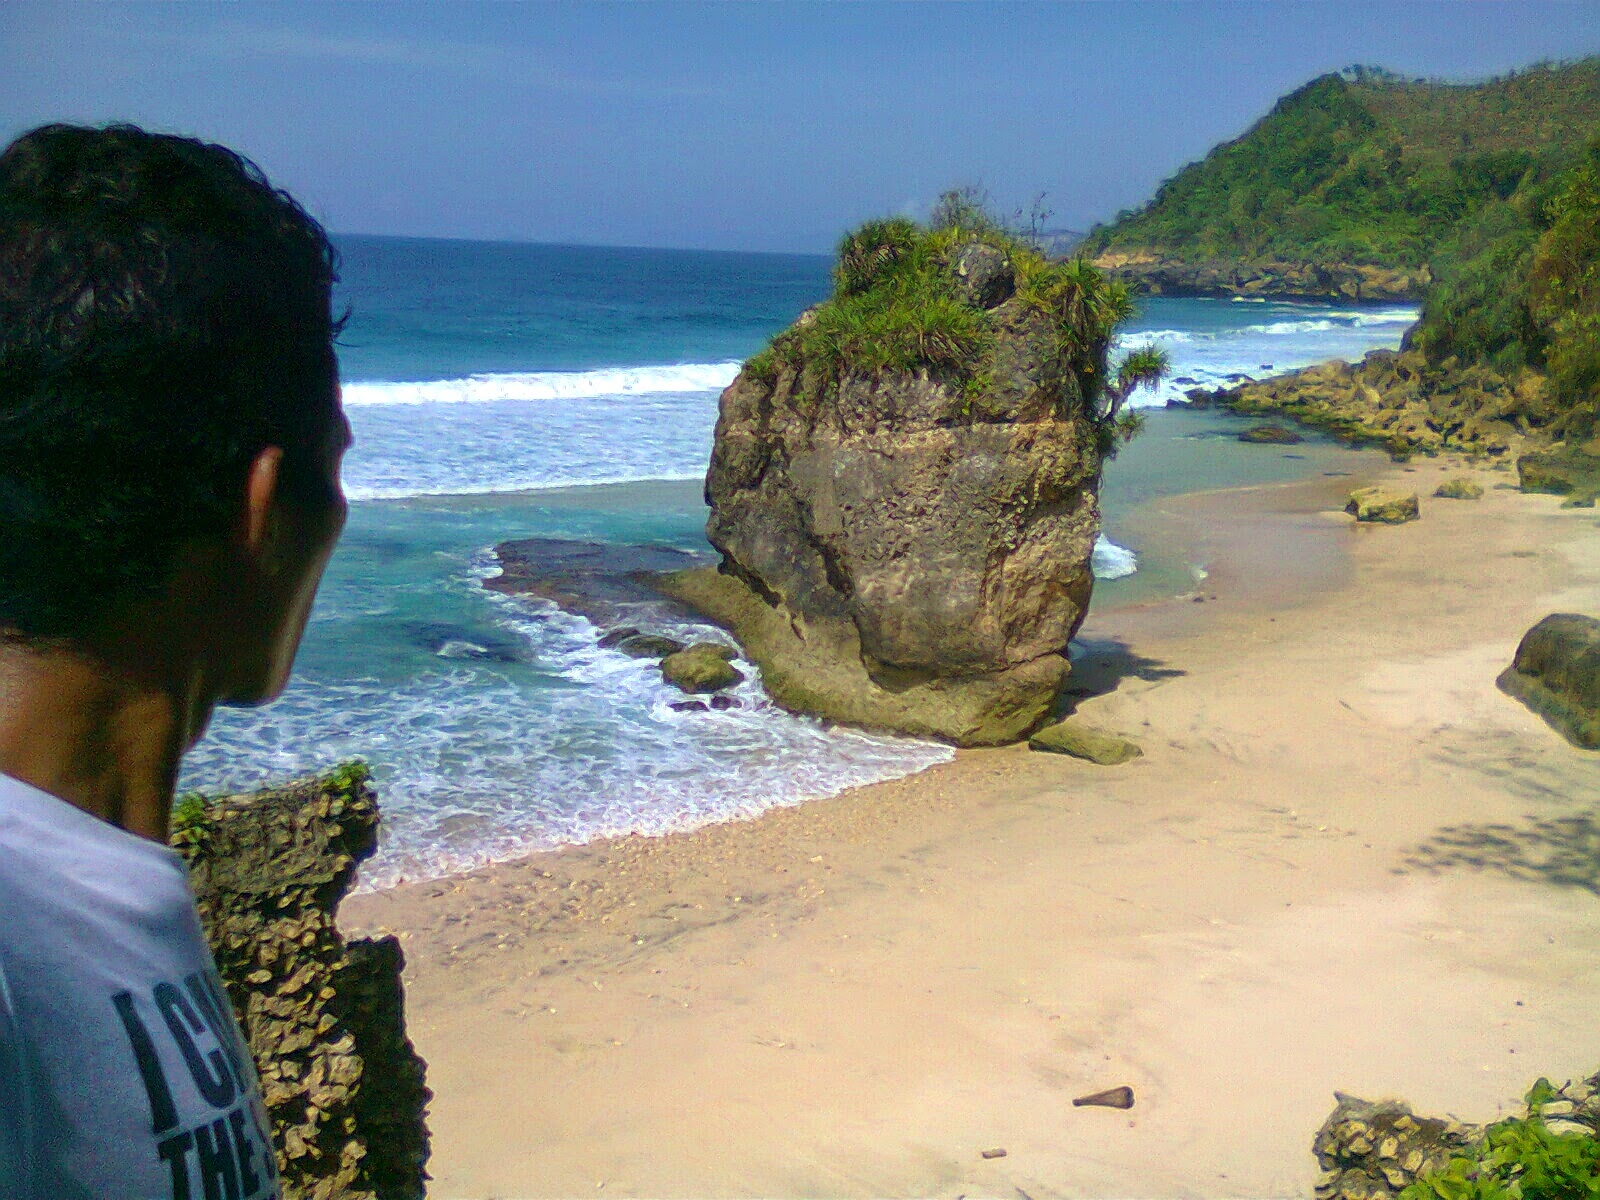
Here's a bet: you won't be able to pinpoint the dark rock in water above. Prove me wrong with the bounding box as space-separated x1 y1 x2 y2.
657 237 1106 747
617 634 687 659
403 620 524 664
709 694 741 711
1260 363 1273 370
1498 613 1600 748
660 642 746 693
1238 423 1303 445
1312 1094 1478 1200
1346 487 1420 524
1223 372 1255 383
669 699 711 713
1518 446 1600 505
597 625 643 648
174 764 431 1199
1173 376 1199 386
487 538 715 628
1167 386 1218 411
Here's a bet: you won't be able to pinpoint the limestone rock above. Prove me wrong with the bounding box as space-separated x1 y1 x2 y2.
1028 719 1143 765
1238 423 1304 445
1346 488 1420 524
1312 1094 1478 1200
660 642 745 693
948 241 1015 308
677 238 1105 747
1434 477 1484 500
1497 613 1600 748
175 764 431 1199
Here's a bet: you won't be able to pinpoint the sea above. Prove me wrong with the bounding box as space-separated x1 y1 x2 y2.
178 236 1417 889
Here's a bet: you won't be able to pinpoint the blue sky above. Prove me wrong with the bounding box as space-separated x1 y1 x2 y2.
4 2 1598 253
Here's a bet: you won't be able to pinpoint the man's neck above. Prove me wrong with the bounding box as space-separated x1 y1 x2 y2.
0 640 206 843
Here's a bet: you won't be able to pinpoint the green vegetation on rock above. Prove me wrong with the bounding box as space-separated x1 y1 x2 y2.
1084 59 1600 272
1401 1078 1600 1200
748 192 1167 448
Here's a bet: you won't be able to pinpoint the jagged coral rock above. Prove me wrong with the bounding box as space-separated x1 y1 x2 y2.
175 764 431 1200
1312 1094 1479 1200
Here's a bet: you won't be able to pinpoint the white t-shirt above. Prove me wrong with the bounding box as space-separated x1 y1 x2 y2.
0 774 280 1200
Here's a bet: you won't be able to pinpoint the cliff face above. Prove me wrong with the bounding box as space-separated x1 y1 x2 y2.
175 764 431 1200
657 236 1106 746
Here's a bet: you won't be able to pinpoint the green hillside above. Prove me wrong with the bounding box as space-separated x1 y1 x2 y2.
1083 59 1600 271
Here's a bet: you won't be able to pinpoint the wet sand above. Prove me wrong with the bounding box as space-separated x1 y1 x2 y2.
348 456 1600 1199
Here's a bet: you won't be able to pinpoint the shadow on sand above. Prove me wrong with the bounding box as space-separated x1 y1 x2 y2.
1056 635 1186 717
1399 811 1600 895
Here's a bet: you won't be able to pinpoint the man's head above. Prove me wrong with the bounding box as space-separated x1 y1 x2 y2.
0 123 349 705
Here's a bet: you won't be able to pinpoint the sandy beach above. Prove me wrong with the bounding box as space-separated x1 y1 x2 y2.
347 456 1600 1199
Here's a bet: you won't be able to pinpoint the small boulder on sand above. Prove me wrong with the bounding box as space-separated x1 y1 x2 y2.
660 643 745 694
1346 487 1420 524
1028 720 1143 765
1434 478 1484 500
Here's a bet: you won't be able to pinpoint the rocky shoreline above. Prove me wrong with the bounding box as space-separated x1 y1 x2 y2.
1091 250 1428 303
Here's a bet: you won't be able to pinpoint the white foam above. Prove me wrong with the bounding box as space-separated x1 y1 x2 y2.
342 361 744 407
1093 534 1138 580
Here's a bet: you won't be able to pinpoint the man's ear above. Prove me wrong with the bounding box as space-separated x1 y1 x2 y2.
240 445 286 557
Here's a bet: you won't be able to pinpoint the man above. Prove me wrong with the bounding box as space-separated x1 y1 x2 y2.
0 124 350 1199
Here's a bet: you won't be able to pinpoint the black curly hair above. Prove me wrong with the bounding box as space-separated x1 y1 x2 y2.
0 123 344 639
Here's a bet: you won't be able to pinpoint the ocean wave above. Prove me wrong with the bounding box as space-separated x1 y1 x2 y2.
342 361 744 406
344 469 705 503
1093 534 1138 580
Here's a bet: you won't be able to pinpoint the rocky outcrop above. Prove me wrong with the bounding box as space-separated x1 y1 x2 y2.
1312 1094 1479 1199
660 241 1105 747
1207 348 1549 459
1497 613 1600 749
1312 1074 1600 1199
1517 445 1600 506
1346 488 1420 524
174 764 431 1199
1092 250 1428 302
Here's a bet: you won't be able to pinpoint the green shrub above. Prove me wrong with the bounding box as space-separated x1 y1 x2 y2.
1402 1080 1600 1200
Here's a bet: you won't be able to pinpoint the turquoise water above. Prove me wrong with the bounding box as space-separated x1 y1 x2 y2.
180 236 1415 887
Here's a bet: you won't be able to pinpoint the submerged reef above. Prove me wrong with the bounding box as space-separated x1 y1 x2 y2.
173 763 432 1200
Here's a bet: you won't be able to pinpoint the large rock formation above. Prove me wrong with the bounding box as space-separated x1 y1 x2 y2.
655 237 1109 746
174 763 431 1199
1497 613 1600 749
